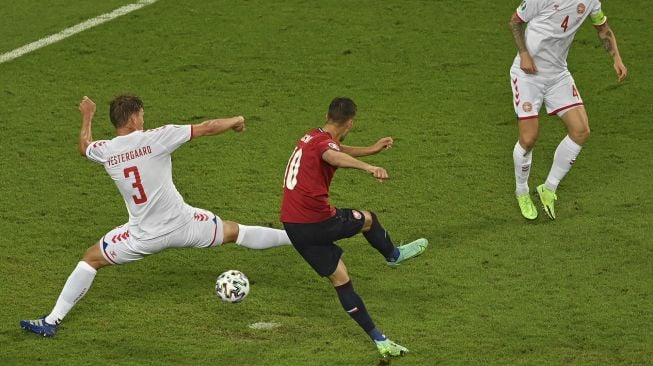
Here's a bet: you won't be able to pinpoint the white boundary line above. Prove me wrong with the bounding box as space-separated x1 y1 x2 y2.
0 0 159 64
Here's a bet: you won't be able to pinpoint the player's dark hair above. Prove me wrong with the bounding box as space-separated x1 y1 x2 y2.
109 95 144 128
327 97 357 124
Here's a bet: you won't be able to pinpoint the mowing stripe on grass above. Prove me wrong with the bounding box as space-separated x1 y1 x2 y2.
0 0 159 64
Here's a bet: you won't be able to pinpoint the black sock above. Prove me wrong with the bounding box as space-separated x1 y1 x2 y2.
363 212 396 260
334 281 377 337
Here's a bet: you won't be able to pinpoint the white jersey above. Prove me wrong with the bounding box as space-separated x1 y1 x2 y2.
86 125 195 240
512 0 606 74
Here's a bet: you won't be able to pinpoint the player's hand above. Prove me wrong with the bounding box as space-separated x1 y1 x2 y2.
372 137 393 154
232 116 245 132
614 60 627 82
368 166 389 182
79 96 96 117
519 52 538 74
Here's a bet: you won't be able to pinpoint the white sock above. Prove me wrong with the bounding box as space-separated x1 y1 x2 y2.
544 135 582 192
235 225 291 249
513 141 533 195
45 261 97 325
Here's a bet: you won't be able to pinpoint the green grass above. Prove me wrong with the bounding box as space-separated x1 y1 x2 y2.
1 1 651 365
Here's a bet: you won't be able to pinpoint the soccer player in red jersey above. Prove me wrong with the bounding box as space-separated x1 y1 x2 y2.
281 97 428 358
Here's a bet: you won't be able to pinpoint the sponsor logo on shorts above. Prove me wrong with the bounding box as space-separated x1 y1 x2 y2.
352 210 362 220
577 3 586 14
523 102 533 112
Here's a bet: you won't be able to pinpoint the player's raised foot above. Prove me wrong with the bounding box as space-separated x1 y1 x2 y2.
375 338 408 357
20 316 57 337
516 193 538 220
387 238 428 267
536 184 557 219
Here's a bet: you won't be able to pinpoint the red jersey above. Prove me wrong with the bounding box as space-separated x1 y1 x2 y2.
281 128 341 223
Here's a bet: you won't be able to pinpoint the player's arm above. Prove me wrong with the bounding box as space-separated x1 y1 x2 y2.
322 149 388 182
78 96 96 156
594 20 627 82
191 116 245 138
509 12 537 74
340 137 393 157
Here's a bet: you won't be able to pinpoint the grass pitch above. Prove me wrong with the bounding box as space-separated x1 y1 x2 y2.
1 1 651 365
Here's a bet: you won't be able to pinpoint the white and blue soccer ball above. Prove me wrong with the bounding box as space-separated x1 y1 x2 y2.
215 270 250 303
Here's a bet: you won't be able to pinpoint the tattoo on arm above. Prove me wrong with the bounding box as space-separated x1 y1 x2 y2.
510 20 528 53
599 28 615 56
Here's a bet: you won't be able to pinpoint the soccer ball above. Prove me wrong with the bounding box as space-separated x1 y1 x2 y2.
215 270 250 303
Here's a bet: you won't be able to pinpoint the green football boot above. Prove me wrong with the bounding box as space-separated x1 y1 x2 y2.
516 193 538 220
387 238 428 267
375 338 408 357
536 184 557 219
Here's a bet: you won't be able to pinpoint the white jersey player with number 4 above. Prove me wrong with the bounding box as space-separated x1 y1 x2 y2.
20 95 291 337
508 0 627 220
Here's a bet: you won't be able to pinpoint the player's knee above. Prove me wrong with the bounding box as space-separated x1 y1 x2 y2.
328 267 350 287
82 243 107 269
520 134 538 150
570 126 590 145
361 210 374 232
222 221 239 244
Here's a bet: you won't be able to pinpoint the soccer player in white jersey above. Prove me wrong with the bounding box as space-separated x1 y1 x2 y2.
509 0 627 219
20 95 291 337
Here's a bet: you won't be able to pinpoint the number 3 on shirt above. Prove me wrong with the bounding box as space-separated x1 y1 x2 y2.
284 148 303 190
124 166 148 204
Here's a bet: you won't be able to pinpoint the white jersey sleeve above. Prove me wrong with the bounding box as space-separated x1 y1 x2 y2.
86 140 111 164
144 124 192 153
516 0 547 22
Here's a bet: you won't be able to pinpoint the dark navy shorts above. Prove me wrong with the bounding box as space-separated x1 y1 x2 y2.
283 208 365 277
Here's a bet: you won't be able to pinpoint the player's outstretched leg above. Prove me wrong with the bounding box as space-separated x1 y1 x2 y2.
375 338 409 357
536 184 557 219
516 193 538 220
20 246 103 337
387 238 428 267
227 223 291 249
19 317 58 337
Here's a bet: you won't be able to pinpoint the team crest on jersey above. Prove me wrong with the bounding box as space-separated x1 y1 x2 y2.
328 142 340 151
300 134 313 143
522 102 533 112
577 3 586 14
553 3 560 11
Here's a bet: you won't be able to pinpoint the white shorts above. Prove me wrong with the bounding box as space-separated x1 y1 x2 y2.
510 67 584 120
99 207 224 265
